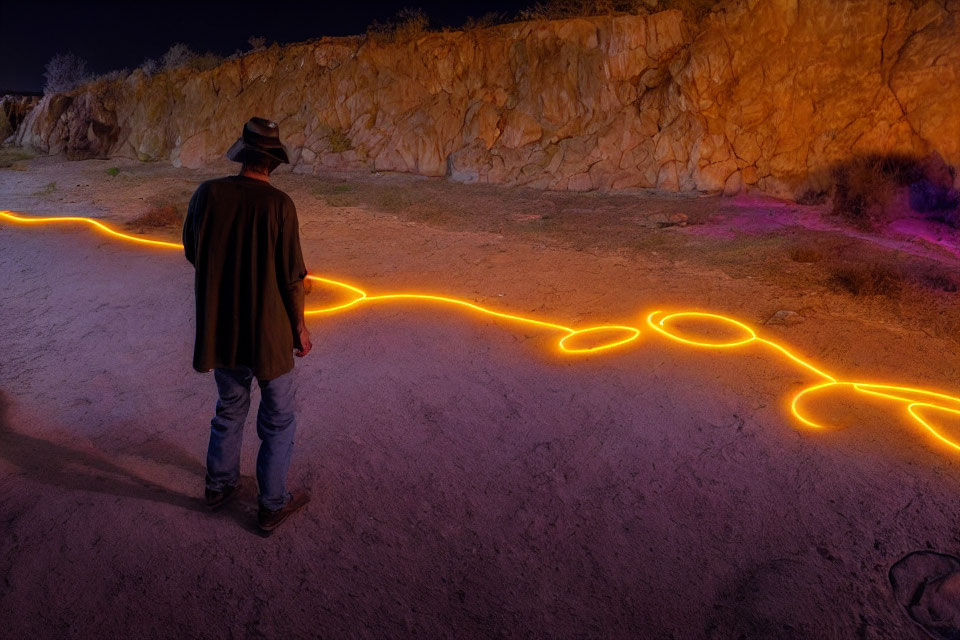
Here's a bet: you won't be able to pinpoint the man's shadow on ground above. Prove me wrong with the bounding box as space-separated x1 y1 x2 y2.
0 389 263 534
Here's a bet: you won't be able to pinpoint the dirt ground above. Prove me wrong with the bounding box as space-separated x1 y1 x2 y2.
2 153 960 638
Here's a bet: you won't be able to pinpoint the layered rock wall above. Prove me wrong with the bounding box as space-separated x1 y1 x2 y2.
1 94 40 142
12 0 960 197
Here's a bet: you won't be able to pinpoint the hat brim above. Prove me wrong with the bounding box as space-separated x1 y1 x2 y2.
225 138 290 164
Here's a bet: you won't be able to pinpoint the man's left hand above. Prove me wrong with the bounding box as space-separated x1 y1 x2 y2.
295 324 312 357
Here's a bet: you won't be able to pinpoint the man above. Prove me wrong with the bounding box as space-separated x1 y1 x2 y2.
182 116 312 533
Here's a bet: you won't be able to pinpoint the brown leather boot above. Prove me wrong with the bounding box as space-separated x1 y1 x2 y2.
257 491 310 532
204 484 238 511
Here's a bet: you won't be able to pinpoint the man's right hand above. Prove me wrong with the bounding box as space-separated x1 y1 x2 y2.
295 324 312 357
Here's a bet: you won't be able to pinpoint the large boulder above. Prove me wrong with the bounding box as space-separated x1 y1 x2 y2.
1 94 40 142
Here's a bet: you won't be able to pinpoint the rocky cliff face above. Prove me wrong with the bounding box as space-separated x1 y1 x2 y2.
1 94 40 142
11 0 960 198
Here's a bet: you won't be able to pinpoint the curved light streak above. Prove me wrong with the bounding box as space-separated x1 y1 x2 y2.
907 403 960 452
0 210 182 249
0 210 637 356
645 310 960 453
558 326 641 354
3 209 959 454
304 274 367 313
647 311 757 348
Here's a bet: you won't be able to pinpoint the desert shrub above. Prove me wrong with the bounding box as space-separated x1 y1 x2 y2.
788 246 824 263
830 153 960 231
248 35 267 51
828 262 903 297
657 0 723 21
907 164 959 228
367 8 430 42
937 208 960 228
32 181 57 196
106 167 120 176
43 53 90 95
0 147 36 169
159 43 221 71
374 186 417 213
830 155 923 230
328 128 353 153
909 179 959 212
795 188 827 205
312 181 360 207
906 153 959 227
312 180 353 194
140 58 159 76
131 203 183 228
89 69 129 85
395 8 430 38
162 43 194 70
309 180 434 212
519 0 641 19
463 12 509 30
189 52 224 71
916 267 958 293
517 0 721 20
874 155 926 186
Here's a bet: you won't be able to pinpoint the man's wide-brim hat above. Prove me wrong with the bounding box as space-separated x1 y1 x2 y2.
226 116 290 164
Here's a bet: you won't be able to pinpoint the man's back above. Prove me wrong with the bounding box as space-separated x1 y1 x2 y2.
191 117 312 530
183 175 307 381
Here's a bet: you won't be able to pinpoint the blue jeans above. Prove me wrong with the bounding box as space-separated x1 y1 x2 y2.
205 366 297 511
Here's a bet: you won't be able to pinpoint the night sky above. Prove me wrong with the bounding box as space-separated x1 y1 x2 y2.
1 1 532 93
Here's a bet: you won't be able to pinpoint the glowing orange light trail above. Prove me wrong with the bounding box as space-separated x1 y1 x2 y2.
3 209 960 453
645 310 960 453
0 210 639 355
0 210 183 249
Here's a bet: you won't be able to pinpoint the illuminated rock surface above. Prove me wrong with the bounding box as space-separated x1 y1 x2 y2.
0 94 39 141
10 0 960 198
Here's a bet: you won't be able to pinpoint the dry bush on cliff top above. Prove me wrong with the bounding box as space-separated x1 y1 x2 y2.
518 0 723 21
42 53 90 95
462 12 510 30
161 43 223 72
367 8 430 42
138 58 157 76
86 69 131 89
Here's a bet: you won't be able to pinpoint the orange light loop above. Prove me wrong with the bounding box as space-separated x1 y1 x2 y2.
304 274 367 314
557 325 641 354
646 310 757 348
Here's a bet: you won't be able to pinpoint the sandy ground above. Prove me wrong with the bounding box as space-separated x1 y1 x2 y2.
2 154 960 638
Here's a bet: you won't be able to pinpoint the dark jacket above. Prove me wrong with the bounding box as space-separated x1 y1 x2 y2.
183 175 307 380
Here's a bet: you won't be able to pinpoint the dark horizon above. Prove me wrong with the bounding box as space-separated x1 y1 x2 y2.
1 1 531 93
